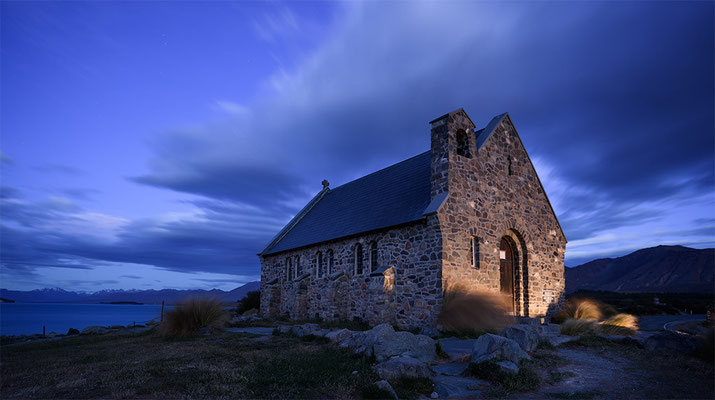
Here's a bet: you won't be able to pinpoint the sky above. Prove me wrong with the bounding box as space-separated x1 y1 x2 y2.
1 1 713 292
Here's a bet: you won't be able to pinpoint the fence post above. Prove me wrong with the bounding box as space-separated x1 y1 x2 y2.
161 300 165 322
43 325 46 337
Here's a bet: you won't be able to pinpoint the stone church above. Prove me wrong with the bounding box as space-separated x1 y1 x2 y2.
258 109 566 329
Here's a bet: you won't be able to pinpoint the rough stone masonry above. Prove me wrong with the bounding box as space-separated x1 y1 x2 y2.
258 108 566 329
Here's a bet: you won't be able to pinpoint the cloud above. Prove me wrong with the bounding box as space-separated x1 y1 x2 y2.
2 2 712 289
133 1 713 250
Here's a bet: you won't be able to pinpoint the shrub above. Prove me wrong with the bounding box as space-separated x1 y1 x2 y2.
560 319 600 336
161 297 227 336
599 313 638 335
553 298 617 323
438 282 515 335
237 290 260 315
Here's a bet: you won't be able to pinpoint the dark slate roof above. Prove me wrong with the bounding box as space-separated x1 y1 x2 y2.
262 151 432 255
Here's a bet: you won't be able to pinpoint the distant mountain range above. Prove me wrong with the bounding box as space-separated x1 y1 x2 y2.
0 281 260 304
566 245 714 293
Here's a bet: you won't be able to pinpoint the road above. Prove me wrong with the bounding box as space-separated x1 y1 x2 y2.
638 314 706 331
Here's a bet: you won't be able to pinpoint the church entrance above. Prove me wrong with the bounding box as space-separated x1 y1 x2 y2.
499 237 516 313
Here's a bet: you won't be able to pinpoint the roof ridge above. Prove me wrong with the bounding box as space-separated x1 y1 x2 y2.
330 150 430 192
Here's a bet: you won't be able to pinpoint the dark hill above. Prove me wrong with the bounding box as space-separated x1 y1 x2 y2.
565 245 714 293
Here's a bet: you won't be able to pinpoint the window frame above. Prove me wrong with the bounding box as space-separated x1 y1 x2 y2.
369 241 379 272
355 243 364 275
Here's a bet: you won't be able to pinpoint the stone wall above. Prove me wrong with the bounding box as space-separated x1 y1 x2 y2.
259 108 566 327
259 216 443 329
430 110 566 317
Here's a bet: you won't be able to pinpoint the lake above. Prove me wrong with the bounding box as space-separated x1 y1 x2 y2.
0 303 172 336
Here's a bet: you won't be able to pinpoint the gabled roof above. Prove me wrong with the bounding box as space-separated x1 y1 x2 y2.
261 151 432 255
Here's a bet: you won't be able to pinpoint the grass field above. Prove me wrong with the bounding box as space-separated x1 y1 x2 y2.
0 328 430 399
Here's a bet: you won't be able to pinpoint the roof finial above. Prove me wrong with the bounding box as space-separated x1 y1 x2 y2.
322 179 330 189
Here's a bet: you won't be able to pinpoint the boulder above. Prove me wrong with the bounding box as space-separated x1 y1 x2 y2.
643 331 698 353
432 375 485 398
496 360 519 374
431 362 468 376
81 326 109 335
373 356 430 380
47 331 57 338
375 380 399 400
500 325 540 352
66 328 80 335
471 333 531 364
277 325 292 334
325 328 353 343
373 331 436 363
419 326 440 338
537 324 561 337
292 323 320 337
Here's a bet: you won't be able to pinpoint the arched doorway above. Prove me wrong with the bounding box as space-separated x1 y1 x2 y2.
499 237 516 313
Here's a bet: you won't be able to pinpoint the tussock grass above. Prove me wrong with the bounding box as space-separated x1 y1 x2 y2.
438 282 515 335
560 313 639 336
161 297 227 336
554 298 618 324
599 313 639 335
560 319 600 336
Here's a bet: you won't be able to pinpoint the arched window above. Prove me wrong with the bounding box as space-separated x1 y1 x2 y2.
286 257 293 281
354 243 364 275
456 129 471 158
316 251 323 278
370 241 379 272
327 250 334 275
295 255 302 277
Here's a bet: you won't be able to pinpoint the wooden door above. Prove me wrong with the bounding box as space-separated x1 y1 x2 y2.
499 237 515 312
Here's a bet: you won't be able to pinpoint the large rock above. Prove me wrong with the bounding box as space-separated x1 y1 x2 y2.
373 331 436 363
500 325 540 352
496 360 519 374
471 333 531 364
643 331 698 353
81 326 109 335
292 323 321 337
373 356 430 379
277 325 292 334
432 375 485 398
326 328 353 343
66 328 80 335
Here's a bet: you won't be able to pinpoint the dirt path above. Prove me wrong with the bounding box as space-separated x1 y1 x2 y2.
515 338 714 400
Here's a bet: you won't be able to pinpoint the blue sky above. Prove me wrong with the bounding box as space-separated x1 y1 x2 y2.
1 1 713 292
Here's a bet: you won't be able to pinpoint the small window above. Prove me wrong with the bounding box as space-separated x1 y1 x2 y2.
327 250 334 275
316 251 323 278
456 129 471 158
370 241 379 272
469 237 480 268
286 257 293 281
295 256 302 277
508 157 513 176
355 243 364 275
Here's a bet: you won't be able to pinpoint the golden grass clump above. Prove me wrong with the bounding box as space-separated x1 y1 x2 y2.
572 300 603 320
438 282 515 335
560 318 600 336
601 313 639 330
161 297 227 336
560 312 639 336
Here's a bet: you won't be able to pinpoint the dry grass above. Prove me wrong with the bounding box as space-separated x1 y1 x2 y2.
560 313 639 336
438 282 515 335
560 319 601 336
0 329 381 399
553 298 619 324
599 313 639 335
160 297 227 336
